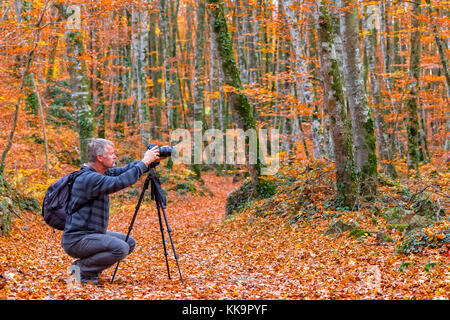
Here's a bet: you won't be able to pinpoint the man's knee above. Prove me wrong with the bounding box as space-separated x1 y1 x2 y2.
127 237 136 254
111 241 130 261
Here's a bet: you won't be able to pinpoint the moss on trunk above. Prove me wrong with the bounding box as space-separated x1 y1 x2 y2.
207 0 261 183
316 0 358 207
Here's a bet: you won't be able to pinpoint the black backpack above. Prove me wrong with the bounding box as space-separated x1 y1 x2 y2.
42 169 86 230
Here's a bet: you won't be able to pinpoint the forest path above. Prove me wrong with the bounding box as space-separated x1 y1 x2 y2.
0 173 447 299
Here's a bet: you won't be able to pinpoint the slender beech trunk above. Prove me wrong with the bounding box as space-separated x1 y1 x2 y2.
148 7 162 140
405 0 422 171
95 52 106 139
423 0 450 151
362 5 397 179
159 0 171 132
280 0 323 159
31 75 49 174
192 0 206 178
131 7 150 146
207 0 261 185
246 0 258 86
423 0 450 100
236 0 248 84
379 0 400 161
339 0 377 198
64 9 95 163
315 0 357 206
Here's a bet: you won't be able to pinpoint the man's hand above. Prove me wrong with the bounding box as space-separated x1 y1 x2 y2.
142 146 160 166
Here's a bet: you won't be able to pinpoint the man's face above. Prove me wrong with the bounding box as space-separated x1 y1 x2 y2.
98 144 117 168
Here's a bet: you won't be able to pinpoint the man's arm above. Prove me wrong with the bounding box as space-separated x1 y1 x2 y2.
104 146 160 176
83 161 149 197
105 161 145 176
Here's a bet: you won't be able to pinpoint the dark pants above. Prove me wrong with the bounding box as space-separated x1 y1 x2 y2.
62 231 136 277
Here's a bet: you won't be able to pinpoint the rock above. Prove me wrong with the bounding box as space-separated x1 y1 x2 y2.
383 207 413 224
325 219 359 235
405 215 434 233
383 207 434 234
376 231 394 244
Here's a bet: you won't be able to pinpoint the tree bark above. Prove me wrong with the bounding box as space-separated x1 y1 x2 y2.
192 0 207 177
65 32 95 162
339 0 377 198
280 0 323 159
31 74 49 174
405 0 422 171
362 5 397 179
59 4 95 162
207 0 261 184
131 6 150 146
315 0 357 206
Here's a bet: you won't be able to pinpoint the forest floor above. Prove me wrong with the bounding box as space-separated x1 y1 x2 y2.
0 170 449 300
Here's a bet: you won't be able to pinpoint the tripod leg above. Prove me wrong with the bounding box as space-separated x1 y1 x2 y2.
156 201 171 279
159 204 184 283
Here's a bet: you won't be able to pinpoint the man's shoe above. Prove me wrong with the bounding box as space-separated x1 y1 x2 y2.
68 261 99 285
81 274 99 285
68 262 82 284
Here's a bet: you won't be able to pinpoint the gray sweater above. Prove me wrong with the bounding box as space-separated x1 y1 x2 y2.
61 161 148 245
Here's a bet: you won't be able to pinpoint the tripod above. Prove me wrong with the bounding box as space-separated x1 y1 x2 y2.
110 165 184 284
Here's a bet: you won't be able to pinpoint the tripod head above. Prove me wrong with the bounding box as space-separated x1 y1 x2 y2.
148 167 167 209
148 161 160 169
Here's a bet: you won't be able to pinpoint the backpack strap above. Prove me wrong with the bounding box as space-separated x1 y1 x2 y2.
67 167 93 215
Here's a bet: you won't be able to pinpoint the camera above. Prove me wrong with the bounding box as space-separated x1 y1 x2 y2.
147 143 174 158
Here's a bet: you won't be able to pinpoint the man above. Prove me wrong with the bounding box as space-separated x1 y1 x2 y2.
62 138 161 284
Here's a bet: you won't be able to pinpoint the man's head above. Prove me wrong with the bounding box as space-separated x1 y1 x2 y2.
87 138 117 171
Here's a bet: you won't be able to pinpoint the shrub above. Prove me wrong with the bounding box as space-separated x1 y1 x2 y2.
397 228 449 254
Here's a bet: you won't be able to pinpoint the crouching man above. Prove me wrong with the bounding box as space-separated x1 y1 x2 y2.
62 138 161 284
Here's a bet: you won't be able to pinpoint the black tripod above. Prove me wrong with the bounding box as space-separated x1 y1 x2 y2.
110 165 183 284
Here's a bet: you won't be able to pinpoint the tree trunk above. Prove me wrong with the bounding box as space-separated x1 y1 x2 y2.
159 0 170 132
405 0 422 171
423 0 450 100
131 7 150 146
315 0 357 206
65 25 95 162
339 0 377 198
280 0 322 159
362 5 397 179
246 0 258 86
423 0 450 151
148 7 162 141
31 74 50 174
207 0 261 184
192 0 207 177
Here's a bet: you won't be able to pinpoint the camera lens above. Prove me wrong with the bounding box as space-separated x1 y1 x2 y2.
159 146 173 158
147 144 173 158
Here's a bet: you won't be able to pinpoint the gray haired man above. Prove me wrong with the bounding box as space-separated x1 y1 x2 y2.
62 138 161 284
